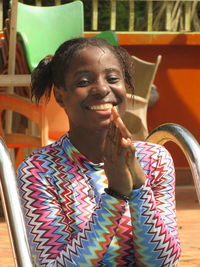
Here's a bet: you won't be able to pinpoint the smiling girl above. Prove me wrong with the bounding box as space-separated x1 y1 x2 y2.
18 37 181 266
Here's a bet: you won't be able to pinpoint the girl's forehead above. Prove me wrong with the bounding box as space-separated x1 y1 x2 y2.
71 45 120 67
75 45 115 58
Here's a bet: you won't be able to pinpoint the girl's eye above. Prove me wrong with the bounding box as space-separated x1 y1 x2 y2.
76 79 90 87
107 76 119 84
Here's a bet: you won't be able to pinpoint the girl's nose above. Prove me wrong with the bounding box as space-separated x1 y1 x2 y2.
90 80 110 97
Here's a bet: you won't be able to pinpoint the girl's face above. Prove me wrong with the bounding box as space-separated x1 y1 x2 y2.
55 45 127 132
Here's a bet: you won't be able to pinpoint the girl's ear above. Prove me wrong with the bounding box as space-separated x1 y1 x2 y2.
53 86 65 108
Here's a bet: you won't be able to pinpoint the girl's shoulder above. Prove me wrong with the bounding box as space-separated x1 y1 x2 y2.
133 140 172 159
22 134 67 162
133 140 164 151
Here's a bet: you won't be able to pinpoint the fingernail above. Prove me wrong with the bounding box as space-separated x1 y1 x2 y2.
121 137 128 145
127 138 132 143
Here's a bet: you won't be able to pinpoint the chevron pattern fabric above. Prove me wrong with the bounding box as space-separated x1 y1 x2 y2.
18 134 181 266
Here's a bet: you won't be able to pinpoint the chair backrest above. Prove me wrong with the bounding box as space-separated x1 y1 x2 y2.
17 1 84 72
123 55 162 141
94 30 119 46
129 55 162 100
0 93 49 167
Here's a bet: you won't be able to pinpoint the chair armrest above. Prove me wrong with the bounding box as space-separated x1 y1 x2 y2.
0 74 31 86
126 93 148 104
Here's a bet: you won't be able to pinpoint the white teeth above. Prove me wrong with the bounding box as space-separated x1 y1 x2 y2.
89 103 113 110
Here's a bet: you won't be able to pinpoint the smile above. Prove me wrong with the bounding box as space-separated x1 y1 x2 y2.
88 103 113 111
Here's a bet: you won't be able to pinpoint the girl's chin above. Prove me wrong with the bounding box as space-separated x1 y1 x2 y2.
91 118 112 131
98 120 112 128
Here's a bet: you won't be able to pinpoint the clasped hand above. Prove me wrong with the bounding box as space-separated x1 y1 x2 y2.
104 107 146 197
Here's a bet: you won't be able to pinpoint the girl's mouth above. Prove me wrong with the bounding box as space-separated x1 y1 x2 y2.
87 103 113 111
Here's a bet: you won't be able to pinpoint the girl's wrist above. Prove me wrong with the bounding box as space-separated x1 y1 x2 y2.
104 187 130 202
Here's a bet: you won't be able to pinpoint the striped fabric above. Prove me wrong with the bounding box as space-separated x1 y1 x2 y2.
18 134 181 266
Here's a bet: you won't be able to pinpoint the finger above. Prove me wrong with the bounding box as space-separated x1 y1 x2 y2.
110 106 119 121
104 123 113 160
125 140 137 178
112 107 132 139
104 122 119 162
126 140 136 164
118 140 134 172
111 123 123 155
120 138 136 167
110 122 122 159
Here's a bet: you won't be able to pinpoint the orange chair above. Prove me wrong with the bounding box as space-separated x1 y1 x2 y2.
46 93 69 141
0 93 48 168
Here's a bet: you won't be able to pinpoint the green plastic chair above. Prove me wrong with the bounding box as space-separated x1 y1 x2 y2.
16 1 84 72
95 30 119 46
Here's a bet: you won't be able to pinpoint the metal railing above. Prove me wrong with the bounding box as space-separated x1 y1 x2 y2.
18 0 200 32
0 137 33 267
146 123 200 205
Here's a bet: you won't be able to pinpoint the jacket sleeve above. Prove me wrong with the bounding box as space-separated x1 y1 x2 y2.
129 144 181 266
18 158 126 267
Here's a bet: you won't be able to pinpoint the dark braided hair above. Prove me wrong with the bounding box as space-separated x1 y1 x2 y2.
31 37 135 103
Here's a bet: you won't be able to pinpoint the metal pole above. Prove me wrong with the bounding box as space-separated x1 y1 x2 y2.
0 137 33 267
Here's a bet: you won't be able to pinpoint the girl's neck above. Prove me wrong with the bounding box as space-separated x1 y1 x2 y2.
68 127 107 163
